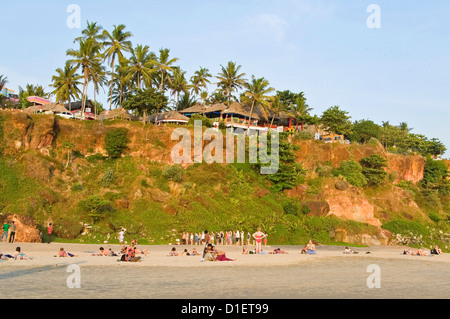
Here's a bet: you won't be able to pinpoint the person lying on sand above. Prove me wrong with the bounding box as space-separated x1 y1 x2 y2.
168 247 179 256
56 247 77 257
343 247 359 254
270 248 288 254
91 247 111 256
216 248 235 261
14 247 29 260
403 249 428 256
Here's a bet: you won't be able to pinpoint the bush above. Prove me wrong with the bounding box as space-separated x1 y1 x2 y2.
316 165 333 177
78 195 112 224
334 159 367 188
282 200 301 216
104 128 129 159
101 168 116 187
86 153 107 163
71 183 84 192
188 114 213 127
162 164 184 183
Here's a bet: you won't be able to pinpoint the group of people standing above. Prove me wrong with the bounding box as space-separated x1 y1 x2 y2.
1 221 17 243
180 229 268 248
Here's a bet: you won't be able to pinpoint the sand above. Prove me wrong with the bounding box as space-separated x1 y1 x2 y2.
0 242 449 299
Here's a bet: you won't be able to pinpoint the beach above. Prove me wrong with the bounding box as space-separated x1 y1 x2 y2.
0 243 449 299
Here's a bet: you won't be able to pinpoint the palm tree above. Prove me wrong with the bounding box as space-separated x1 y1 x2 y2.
103 24 133 109
216 61 247 106
109 59 131 108
75 21 106 46
0 74 8 92
169 67 190 109
177 92 196 111
155 48 179 91
67 38 103 117
291 93 312 131
268 95 287 127
50 61 83 111
241 75 274 130
190 67 212 99
122 44 156 90
399 122 413 132
200 91 208 105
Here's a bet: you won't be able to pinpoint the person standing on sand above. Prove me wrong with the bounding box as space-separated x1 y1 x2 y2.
8 221 16 243
47 223 53 244
118 228 125 245
252 228 267 254
1 221 10 243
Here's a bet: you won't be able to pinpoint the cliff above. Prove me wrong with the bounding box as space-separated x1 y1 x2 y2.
0 110 447 246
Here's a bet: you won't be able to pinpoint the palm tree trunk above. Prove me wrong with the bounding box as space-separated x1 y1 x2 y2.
160 72 164 91
247 100 256 134
109 56 116 110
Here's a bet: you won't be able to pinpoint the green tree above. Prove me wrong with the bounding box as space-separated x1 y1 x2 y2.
320 106 353 137
241 75 274 130
50 61 83 111
360 154 388 187
190 67 212 99
155 48 179 91
122 88 168 122
334 159 367 188
169 67 191 109
103 24 133 109
216 61 247 106
350 119 382 144
67 38 103 117
421 156 449 194
104 128 129 159
79 195 111 224
291 92 312 131
122 44 156 90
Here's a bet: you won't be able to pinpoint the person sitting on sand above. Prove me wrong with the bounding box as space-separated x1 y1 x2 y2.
301 240 316 255
125 247 141 262
242 247 249 254
202 245 216 261
57 248 76 257
430 245 443 255
191 248 199 256
168 247 179 256
14 247 29 260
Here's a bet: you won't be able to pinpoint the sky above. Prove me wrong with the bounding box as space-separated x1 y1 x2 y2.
1 0 449 157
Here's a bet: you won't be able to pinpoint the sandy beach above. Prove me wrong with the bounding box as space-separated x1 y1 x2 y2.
0 242 449 299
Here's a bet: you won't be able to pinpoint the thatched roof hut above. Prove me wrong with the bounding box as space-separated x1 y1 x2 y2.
203 103 227 115
24 102 68 114
178 104 206 115
222 102 261 120
99 108 138 121
155 111 189 124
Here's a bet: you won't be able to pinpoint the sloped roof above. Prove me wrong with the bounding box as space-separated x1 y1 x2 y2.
156 111 189 123
204 103 227 114
178 103 206 114
99 108 138 121
222 102 261 120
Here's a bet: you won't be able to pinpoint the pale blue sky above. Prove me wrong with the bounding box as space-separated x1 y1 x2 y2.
1 0 449 156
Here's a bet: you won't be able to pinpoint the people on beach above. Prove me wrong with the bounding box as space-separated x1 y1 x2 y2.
301 240 316 255
191 248 199 256
242 246 249 254
270 248 287 254
168 247 179 256
1 221 9 243
343 247 358 254
403 249 428 256
252 228 267 254
14 247 29 260
216 248 235 261
118 228 126 245
57 247 76 257
92 247 110 256
430 245 443 255
8 221 16 243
